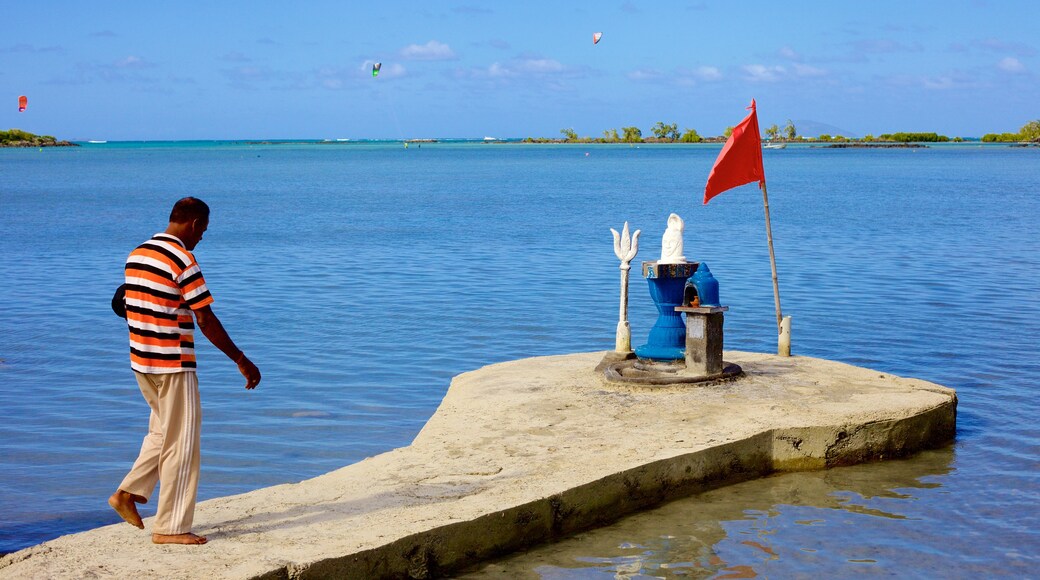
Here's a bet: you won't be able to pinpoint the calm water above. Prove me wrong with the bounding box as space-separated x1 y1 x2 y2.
1 142 1038 576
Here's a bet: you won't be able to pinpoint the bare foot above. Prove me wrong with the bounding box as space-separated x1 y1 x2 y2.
152 532 208 545
108 490 146 529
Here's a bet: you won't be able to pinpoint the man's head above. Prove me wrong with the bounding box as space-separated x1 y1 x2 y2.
168 197 210 250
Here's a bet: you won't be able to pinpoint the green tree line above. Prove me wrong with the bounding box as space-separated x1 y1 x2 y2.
981 120 1040 142
527 118 1039 144
530 123 710 144
876 132 949 142
0 128 59 144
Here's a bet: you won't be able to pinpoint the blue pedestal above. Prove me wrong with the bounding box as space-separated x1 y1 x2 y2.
691 262 720 307
635 261 696 362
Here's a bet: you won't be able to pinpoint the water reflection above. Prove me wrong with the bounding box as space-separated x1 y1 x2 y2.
459 447 955 579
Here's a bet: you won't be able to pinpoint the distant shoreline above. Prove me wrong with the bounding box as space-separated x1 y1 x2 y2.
814 143 928 149
0 140 77 148
4 138 1038 149
0 129 78 148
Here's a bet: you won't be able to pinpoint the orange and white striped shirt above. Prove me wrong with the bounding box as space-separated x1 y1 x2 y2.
124 233 214 373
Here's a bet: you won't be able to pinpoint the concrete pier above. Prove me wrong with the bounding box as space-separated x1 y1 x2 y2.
0 351 956 580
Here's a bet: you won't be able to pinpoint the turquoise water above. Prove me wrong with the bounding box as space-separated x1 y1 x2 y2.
1 142 1038 575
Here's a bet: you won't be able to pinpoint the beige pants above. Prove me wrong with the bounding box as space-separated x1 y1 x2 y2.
119 371 202 535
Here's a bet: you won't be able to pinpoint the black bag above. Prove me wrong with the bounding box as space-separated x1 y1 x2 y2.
112 284 127 319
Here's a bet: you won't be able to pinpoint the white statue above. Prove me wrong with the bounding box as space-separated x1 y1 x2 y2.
610 222 640 353
658 213 686 264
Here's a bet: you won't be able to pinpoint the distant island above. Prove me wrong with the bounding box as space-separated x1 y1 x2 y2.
0 129 77 148
4 119 1038 148
816 143 928 149
515 120 1040 146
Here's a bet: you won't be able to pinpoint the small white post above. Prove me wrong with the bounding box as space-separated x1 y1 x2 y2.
778 315 792 356
611 222 640 353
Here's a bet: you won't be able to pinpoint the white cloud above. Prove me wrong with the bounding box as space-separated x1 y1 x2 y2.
627 68 664 81
459 56 577 80
907 71 977 91
922 76 957 90
400 40 457 61
742 64 786 82
378 62 406 78
793 63 827 77
485 62 514 78
998 56 1026 73
738 62 825 82
116 56 150 68
694 65 722 81
221 66 272 83
227 60 408 91
775 48 828 77
516 58 564 74
632 65 721 85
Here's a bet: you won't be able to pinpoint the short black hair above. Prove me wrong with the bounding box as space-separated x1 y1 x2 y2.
169 197 210 224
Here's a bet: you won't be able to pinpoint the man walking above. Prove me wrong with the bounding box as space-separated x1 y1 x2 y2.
108 197 261 545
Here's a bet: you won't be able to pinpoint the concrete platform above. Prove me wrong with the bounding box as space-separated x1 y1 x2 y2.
0 351 957 580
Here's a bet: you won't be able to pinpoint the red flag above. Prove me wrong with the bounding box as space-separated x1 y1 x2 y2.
703 99 765 204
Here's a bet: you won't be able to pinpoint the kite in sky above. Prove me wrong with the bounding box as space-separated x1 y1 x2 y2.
372 63 381 77
593 32 603 44
18 95 27 112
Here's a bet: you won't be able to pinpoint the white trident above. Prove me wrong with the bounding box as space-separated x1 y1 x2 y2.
610 222 641 353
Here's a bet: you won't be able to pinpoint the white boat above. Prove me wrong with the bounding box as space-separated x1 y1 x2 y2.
483 136 497 141
764 142 786 149
87 140 107 144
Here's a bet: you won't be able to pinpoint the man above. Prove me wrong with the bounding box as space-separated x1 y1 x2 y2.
108 197 261 545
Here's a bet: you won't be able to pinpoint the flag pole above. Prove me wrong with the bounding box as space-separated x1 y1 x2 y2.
701 98 790 354
760 181 783 333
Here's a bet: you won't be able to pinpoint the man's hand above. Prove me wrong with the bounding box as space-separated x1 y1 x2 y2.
194 305 261 390
237 355 261 390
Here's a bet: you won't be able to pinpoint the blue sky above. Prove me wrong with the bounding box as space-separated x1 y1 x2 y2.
3 0 1037 140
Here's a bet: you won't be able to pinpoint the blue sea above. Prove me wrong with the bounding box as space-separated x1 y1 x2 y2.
1 141 1038 577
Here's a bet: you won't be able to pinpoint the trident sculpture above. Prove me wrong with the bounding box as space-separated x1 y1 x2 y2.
610 222 641 353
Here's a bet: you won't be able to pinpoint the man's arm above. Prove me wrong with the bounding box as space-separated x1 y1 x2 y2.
194 304 262 390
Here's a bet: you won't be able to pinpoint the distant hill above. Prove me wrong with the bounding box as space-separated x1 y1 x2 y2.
789 120 859 139
0 129 77 148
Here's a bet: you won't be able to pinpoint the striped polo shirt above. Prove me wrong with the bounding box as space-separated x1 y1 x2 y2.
124 233 214 373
